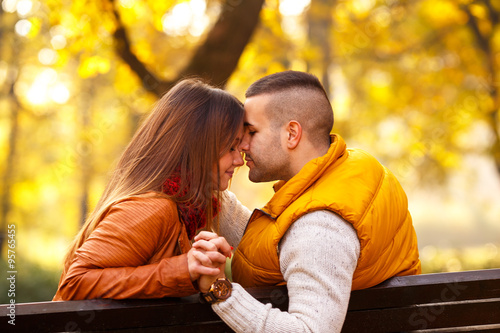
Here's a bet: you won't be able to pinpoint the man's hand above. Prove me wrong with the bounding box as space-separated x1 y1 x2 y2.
198 260 226 293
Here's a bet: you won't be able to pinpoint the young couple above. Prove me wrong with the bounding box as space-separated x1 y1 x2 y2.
54 71 421 332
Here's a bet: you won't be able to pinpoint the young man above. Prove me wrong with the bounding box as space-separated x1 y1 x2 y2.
194 71 420 332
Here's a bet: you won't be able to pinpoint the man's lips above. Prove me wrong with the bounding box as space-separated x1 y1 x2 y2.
244 153 253 166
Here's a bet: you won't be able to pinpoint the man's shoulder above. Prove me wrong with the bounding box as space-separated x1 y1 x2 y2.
297 210 345 223
294 210 358 238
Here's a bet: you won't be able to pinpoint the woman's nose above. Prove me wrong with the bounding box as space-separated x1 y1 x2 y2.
239 134 250 152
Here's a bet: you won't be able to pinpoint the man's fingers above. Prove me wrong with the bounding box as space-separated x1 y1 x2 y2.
192 239 218 252
192 248 227 266
194 231 219 242
193 238 232 258
194 233 233 258
192 249 214 267
205 251 228 265
191 263 221 277
209 237 232 258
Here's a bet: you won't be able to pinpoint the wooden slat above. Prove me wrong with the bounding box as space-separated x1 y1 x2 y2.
342 299 500 333
0 287 288 332
348 269 500 310
86 322 234 333
5 298 218 332
0 269 499 333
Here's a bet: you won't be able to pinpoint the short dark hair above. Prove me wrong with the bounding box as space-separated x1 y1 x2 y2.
246 70 330 102
245 71 333 147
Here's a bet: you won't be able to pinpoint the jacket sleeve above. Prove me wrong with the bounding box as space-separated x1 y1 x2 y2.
55 197 198 300
218 191 252 248
212 211 360 333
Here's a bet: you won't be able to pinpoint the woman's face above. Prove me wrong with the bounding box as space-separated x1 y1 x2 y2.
218 126 244 191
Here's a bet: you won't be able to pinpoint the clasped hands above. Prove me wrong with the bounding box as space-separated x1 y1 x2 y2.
187 231 232 293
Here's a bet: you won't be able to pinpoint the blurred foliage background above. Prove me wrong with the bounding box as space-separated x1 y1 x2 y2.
1 0 499 303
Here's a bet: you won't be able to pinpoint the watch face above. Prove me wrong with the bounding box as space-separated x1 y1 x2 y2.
213 279 232 299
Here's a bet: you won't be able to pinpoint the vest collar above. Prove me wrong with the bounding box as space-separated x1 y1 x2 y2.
263 134 348 218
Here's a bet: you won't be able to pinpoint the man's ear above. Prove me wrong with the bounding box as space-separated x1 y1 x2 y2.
285 121 302 149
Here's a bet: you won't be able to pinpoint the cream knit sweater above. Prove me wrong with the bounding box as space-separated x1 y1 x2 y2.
214 191 360 333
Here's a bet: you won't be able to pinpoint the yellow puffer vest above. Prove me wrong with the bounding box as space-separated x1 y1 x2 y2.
232 134 421 290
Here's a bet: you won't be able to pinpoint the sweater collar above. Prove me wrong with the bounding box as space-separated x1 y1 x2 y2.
262 134 348 218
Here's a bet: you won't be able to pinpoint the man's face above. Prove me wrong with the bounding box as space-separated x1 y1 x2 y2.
239 94 289 182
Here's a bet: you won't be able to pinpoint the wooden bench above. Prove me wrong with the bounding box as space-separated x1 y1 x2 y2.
1 268 499 332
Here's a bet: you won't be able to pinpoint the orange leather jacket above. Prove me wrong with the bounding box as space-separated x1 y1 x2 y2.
53 194 197 300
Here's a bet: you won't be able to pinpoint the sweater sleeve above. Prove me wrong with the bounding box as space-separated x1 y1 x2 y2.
212 210 360 333
55 196 197 300
217 191 252 248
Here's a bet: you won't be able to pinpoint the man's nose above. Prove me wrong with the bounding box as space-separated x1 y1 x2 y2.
239 133 250 151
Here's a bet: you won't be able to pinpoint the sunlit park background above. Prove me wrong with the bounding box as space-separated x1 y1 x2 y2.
1 0 499 303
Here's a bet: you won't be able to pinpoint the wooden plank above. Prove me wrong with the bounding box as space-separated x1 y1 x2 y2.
5 299 220 332
377 269 500 288
342 299 500 333
0 287 288 332
348 269 500 310
83 322 233 333
1 270 498 332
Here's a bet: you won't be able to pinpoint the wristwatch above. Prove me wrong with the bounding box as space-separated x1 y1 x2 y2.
201 278 232 304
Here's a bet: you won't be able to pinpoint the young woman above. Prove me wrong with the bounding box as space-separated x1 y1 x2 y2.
53 78 243 300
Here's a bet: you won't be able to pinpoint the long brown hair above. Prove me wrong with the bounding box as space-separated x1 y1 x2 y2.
63 78 244 269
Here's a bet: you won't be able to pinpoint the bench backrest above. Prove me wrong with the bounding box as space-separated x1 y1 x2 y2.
1 269 499 332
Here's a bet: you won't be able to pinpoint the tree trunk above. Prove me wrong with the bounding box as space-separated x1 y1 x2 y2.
78 80 96 226
0 81 20 257
178 0 266 87
0 7 21 256
110 0 265 96
307 0 335 96
463 1 500 174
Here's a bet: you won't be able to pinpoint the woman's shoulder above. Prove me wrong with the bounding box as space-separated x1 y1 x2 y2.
109 192 178 221
97 192 180 239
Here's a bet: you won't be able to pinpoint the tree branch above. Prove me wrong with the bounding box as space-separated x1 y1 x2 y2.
177 0 265 87
108 0 265 96
463 3 500 173
483 0 499 26
462 4 491 56
109 0 172 96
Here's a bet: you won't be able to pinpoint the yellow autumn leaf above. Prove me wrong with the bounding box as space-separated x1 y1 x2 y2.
26 17 42 38
420 0 468 27
78 56 111 78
